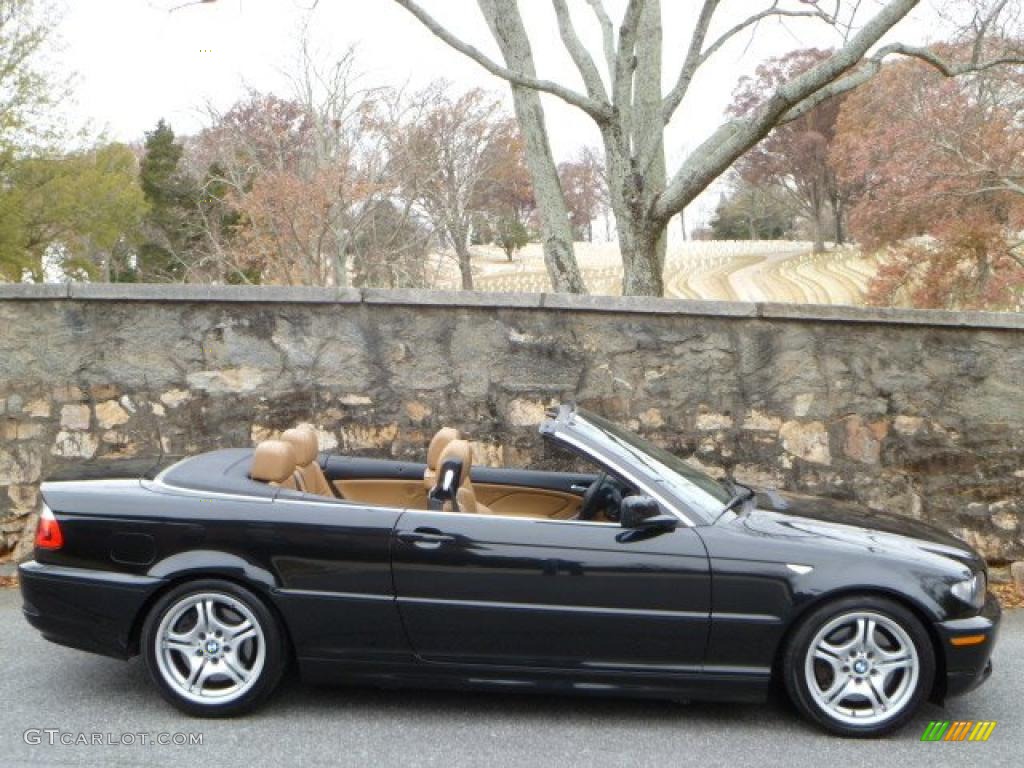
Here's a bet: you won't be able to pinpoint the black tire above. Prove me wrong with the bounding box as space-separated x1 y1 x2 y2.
141 579 286 717
782 595 935 737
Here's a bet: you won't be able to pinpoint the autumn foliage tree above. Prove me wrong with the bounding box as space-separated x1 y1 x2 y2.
730 49 847 254
833 53 1024 309
391 83 523 288
196 47 397 287
559 147 608 243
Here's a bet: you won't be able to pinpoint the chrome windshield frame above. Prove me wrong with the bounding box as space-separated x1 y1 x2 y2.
540 405 711 527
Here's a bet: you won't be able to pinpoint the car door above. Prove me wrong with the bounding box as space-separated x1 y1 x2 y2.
391 510 711 672
260 489 413 664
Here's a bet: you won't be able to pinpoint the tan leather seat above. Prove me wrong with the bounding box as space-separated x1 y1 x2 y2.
251 440 300 490
282 425 334 497
423 427 461 491
431 439 492 515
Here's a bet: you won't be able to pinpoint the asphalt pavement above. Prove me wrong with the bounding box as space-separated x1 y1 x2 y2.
0 587 1020 768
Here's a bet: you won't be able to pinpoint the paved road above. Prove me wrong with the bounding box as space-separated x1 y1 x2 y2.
0 588 1020 768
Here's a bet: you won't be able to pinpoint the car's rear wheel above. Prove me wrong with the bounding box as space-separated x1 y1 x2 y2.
783 595 935 737
141 579 285 717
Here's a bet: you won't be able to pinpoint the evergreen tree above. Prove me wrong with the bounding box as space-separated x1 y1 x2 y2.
138 120 200 280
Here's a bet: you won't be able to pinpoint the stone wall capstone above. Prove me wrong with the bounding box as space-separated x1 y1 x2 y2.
1 284 1022 562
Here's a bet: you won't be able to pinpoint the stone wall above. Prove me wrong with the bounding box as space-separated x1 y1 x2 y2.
1 284 1023 563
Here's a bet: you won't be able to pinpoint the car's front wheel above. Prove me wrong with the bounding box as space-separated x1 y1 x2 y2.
141 579 286 717
783 595 935 737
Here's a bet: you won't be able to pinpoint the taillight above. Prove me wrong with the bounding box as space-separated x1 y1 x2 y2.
35 504 63 550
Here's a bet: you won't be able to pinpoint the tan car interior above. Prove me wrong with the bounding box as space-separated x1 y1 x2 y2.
281 426 334 497
250 440 300 490
332 426 462 509
252 425 583 519
429 439 492 515
470 483 581 519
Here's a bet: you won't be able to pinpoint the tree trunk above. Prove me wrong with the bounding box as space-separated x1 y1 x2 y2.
810 186 826 254
452 226 473 290
599 0 667 297
811 216 826 254
627 0 668 294
832 195 845 245
614 207 664 296
478 0 586 295
975 245 990 296
332 229 350 288
602 136 664 296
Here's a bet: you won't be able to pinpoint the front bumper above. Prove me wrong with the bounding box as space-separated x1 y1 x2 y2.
935 591 1001 698
19 560 164 659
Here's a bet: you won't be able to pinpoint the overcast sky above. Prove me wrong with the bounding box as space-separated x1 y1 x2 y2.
56 0 943 224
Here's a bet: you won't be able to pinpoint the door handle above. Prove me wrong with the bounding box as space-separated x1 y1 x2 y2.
570 483 591 493
398 528 456 547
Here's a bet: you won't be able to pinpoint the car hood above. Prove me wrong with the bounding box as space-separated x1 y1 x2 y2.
734 488 984 571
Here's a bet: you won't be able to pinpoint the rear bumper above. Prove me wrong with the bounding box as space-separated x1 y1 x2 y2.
936 592 1001 698
19 560 164 660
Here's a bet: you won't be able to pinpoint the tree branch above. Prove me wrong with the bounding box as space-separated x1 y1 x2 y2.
612 0 647 144
778 41 1024 125
879 42 1024 76
662 1 839 124
661 0 720 124
585 0 617 85
654 0 921 222
390 0 612 120
551 0 610 103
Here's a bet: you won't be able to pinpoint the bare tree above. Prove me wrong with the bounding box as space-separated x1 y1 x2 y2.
392 0 1024 295
390 83 520 289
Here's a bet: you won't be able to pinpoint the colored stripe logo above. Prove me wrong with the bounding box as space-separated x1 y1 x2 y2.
921 721 996 742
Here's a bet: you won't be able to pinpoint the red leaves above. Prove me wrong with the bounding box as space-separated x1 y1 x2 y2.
558 148 606 240
729 49 844 247
833 52 1024 310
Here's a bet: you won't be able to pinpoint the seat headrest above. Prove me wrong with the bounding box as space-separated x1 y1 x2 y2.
436 439 472 491
282 426 319 466
427 427 461 470
251 440 297 483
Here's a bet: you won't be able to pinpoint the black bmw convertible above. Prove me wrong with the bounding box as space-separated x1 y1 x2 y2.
20 404 999 736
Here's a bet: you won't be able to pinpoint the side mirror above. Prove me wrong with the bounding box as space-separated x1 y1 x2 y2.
620 495 678 531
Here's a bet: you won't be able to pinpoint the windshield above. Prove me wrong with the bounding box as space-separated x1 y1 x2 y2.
573 408 732 513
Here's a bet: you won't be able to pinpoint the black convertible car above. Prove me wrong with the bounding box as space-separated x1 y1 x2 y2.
20 404 999 736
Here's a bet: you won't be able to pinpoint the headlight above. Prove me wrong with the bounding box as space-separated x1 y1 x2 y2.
951 571 986 610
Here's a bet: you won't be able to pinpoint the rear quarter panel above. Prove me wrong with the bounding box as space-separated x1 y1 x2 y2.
35 478 408 662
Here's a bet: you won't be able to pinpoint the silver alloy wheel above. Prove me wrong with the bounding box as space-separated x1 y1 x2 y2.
804 610 920 727
154 591 266 705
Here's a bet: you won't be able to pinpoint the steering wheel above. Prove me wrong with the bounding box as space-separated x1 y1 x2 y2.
577 473 623 521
